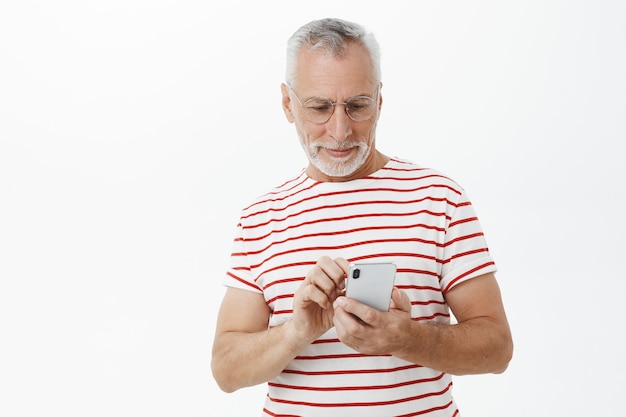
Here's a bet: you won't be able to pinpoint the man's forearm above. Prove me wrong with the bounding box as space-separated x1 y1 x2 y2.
394 317 513 375
211 320 309 393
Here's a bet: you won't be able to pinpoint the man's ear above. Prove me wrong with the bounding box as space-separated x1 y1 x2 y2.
281 83 295 123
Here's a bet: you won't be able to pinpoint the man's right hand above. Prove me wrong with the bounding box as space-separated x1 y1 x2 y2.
288 256 349 344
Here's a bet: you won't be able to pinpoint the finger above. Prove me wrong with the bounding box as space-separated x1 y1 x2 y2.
333 301 372 354
298 282 333 309
304 267 335 296
333 257 350 289
333 300 366 337
314 256 348 290
389 288 412 312
334 296 380 326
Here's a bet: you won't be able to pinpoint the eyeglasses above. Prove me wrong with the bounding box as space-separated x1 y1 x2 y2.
287 84 379 124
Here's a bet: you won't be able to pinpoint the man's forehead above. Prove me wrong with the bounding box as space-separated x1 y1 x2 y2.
293 44 377 95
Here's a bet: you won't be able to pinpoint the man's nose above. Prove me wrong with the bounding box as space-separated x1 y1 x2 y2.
326 104 353 140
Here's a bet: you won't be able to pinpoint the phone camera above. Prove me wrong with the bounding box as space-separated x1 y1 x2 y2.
352 269 360 279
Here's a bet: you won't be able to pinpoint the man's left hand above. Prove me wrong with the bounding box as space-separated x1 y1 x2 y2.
333 287 413 355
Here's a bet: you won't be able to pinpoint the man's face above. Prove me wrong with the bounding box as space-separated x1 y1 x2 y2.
281 42 382 182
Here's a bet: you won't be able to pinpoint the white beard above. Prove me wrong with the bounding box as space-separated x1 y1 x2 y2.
301 139 370 178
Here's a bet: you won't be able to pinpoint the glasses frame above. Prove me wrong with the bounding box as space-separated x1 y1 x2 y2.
287 83 380 125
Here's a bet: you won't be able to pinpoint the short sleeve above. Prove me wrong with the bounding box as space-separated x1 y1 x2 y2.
223 222 263 294
439 189 497 293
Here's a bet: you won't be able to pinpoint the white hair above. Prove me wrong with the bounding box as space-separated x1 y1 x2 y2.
285 18 382 85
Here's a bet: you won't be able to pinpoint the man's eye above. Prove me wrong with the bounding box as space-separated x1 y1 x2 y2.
306 101 332 112
348 99 372 110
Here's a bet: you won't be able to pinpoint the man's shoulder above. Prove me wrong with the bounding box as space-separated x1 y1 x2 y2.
240 169 310 213
381 157 462 189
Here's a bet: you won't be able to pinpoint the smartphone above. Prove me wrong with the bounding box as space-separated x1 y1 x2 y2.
346 262 397 311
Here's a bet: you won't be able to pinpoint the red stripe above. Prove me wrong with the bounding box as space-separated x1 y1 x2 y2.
396 284 440 291
226 271 261 291
348 252 441 264
411 299 446 307
282 363 422 376
262 407 300 417
379 162 429 173
269 371 446 392
443 261 496 293
255 252 443 284
271 310 293 315
294 352 392 361
263 277 303 290
448 216 478 228
243 191 458 224
369 173 455 183
396 400 456 417
312 338 341 344
442 248 490 264
397 268 440 276
244 222 443 247
266 293 294 305
243 206 449 234
443 232 485 247
412 312 451 321
249 237 442 270
266 381 453 408
254 261 316 283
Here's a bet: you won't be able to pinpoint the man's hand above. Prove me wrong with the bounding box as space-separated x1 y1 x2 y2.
333 273 513 375
332 287 413 355
289 256 349 344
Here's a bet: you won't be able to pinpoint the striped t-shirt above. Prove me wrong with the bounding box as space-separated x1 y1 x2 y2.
224 157 496 416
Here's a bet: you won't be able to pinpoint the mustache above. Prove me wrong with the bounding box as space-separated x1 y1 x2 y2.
310 140 367 150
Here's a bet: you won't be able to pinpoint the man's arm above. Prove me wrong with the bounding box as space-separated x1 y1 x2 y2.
211 256 349 392
333 272 513 375
211 288 306 392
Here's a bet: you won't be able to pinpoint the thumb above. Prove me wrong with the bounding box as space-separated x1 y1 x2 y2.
390 288 411 312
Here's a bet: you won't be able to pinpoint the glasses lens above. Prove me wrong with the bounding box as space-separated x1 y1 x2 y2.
346 97 376 121
303 99 334 124
300 95 377 124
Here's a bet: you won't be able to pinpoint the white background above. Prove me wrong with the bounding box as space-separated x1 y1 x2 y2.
1 1 624 416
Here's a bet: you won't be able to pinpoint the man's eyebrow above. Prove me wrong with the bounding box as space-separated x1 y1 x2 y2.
304 92 375 102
